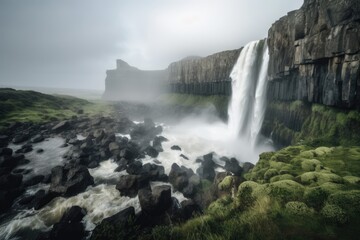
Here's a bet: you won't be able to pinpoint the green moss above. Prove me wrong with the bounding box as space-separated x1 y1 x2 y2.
300 172 344 186
218 176 234 191
237 181 267 199
301 159 323 171
321 204 348 224
285 201 314 216
344 176 360 184
207 196 233 216
327 190 360 214
267 180 305 203
270 174 295 183
264 169 279 181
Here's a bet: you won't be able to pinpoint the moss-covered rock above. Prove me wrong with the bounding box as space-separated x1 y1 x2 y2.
300 172 344 186
343 176 360 184
301 159 323 172
218 176 234 191
237 181 267 199
321 204 348 224
267 180 305 203
303 187 329 210
327 190 360 214
270 174 295 183
285 201 314 216
264 169 279 181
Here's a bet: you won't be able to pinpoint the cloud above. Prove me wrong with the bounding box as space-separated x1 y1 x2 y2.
0 0 303 90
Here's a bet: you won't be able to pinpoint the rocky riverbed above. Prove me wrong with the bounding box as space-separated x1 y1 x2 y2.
0 111 264 240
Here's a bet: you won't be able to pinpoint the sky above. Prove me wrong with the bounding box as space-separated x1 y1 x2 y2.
0 0 303 90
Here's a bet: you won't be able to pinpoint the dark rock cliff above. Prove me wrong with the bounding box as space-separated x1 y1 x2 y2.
168 49 241 95
267 0 360 109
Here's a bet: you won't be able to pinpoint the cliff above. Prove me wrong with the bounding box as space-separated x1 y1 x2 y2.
168 49 241 95
103 49 241 101
103 60 168 102
267 0 360 109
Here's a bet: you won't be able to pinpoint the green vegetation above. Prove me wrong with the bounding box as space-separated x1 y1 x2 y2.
144 145 360 240
263 101 360 146
159 93 230 119
0 88 113 128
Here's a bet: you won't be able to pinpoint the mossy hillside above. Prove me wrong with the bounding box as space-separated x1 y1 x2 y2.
146 145 360 240
263 100 360 146
0 88 113 127
159 93 230 120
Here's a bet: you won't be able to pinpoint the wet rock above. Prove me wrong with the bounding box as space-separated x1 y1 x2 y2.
49 164 94 197
108 141 120 153
152 136 167 152
171 145 182 151
0 147 13 156
169 163 189 191
36 148 44 153
116 175 149 197
0 135 9 147
180 199 202 220
180 154 189 160
52 120 70 133
196 153 216 181
126 161 143 175
31 134 44 143
119 148 135 161
91 207 136 240
145 145 159 158
0 173 22 190
88 161 99 169
141 163 168 182
243 162 255 173
23 175 45 187
12 133 30 144
138 185 172 215
225 158 243 176
49 206 86 240
0 188 24 214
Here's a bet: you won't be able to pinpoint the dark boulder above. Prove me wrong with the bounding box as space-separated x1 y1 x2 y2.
171 145 182 151
0 135 9 147
138 185 172 215
49 165 94 197
126 161 143 175
141 163 168 182
225 158 243 176
91 207 136 240
119 148 135 161
0 173 22 190
180 154 189 160
108 142 120 152
152 136 167 152
169 163 189 191
49 206 86 240
12 133 30 144
196 153 216 181
144 146 159 158
52 120 70 133
0 147 13 156
180 199 202 220
0 188 24 214
243 162 255 173
31 134 44 143
36 148 44 153
23 175 45 187
116 175 149 197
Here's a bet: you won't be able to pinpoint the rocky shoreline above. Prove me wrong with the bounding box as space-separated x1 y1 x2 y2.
0 112 255 240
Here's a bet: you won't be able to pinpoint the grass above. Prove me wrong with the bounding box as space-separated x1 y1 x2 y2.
0 88 113 128
142 144 360 240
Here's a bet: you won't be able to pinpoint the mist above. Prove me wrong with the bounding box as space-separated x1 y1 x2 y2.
0 0 302 91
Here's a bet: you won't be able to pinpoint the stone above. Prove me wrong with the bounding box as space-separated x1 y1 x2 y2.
171 145 182 151
169 163 189 191
180 154 189 160
0 147 13 156
141 163 168 182
145 146 159 158
12 133 30 144
225 158 243 176
31 134 44 143
23 175 44 187
138 185 172 215
126 161 143 175
116 175 149 197
242 162 255 173
52 120 70 132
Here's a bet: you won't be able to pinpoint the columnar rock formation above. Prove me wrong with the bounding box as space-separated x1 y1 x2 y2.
267 0 360 109
168 49 241 95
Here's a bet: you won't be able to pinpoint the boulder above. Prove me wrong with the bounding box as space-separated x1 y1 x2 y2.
49 165 94 197
0 173 22 190
23 175 44 187
116 175 149 197
126 161 143 175
31 134 44 143
141 163 168 182
171 145 182 151
12 133 30 144
138 185 172 215
0 147 13 156
52 120 70 132
242 162 255 173
144 146 159 158
169 163 189 191
49 206 86 240
225 158 243 176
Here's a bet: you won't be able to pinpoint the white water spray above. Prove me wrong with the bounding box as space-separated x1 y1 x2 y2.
227 40 269 146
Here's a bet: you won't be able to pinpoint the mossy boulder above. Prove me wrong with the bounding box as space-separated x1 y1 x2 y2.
300 172 344 185
285 201 314 216
207 196 233 215
343 176 360 184
299 150 315 159
270 174 295 183
264 169 279 181
304 187 329 210
267 180 305 203
301 159 323 172
237 181 267 199
321 204 348 224
314 147 333 156
218 176 234 191
327 190 360 213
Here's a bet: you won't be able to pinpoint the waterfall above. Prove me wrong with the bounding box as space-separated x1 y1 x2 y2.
227 40 269 146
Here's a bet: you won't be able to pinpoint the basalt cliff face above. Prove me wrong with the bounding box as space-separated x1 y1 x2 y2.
168 49 241 95
267 0 360 109
103 50 241 101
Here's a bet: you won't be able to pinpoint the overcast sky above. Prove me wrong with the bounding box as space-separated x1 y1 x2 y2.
0 0 303 90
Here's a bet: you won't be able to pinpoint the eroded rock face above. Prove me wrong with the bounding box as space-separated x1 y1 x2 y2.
267 0 360 108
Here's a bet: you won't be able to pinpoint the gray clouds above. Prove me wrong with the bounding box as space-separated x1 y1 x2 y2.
0 0 303 90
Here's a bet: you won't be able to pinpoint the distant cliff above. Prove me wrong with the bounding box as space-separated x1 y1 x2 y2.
267 0 360 108
103 60 167 102
103 49 241 101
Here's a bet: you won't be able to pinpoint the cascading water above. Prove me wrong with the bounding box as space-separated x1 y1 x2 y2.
227 40 269 146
